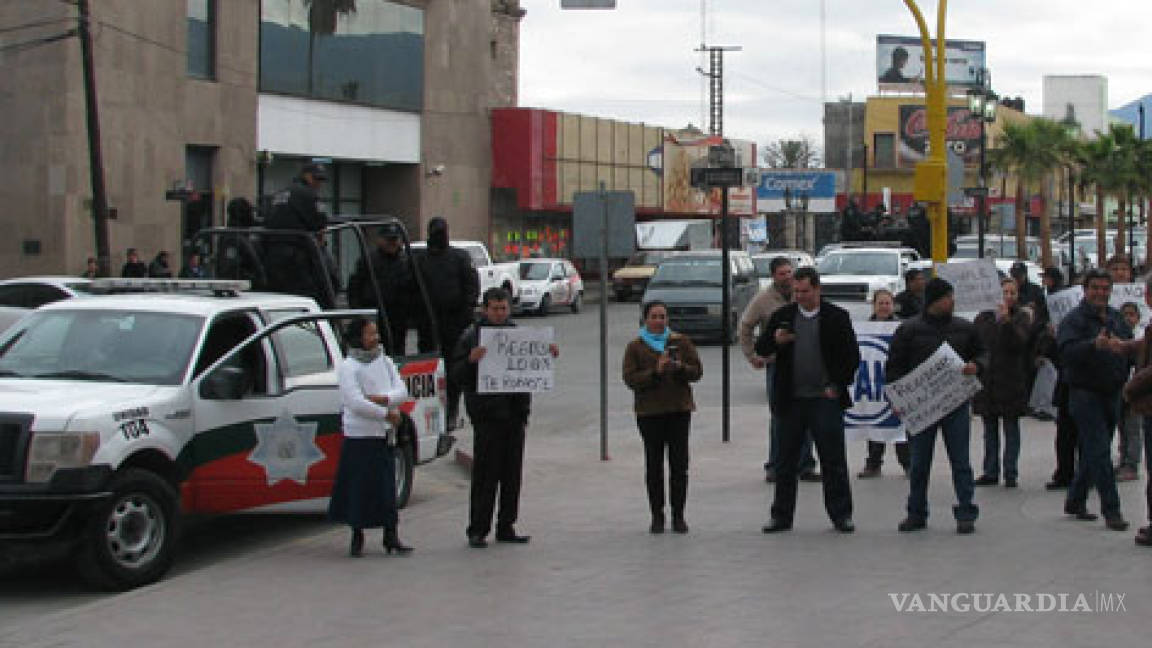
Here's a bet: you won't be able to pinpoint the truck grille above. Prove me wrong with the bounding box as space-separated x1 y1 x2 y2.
822 283 870 302
0 415 33 482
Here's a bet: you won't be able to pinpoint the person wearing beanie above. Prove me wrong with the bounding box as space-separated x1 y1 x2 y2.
885 277 989 534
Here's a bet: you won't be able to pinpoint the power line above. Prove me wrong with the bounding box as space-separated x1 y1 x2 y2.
92 18 257 80
0 29 76 54
728 71 824 104
0 17 71 35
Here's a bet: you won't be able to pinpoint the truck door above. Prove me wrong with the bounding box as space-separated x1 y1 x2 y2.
187 310 345 514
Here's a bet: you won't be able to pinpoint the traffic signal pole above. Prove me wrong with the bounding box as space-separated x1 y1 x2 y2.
903 0 950 266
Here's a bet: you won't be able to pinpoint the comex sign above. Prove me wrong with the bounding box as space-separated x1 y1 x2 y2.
756 171 837 212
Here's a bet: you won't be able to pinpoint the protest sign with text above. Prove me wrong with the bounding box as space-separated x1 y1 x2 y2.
934 259 1001 314
478 326 555 394
883 343 982 435
1047 283 1150 331
846 321 905 442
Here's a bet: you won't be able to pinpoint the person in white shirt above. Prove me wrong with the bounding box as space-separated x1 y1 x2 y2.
328 318 413 557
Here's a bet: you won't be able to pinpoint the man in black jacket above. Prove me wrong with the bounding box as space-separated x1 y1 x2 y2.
452 287 558 548
755 267 861 534
264 163 333 307
347 222 417 356
893 268 926 319
417 217 480 428
1056 268 1131 531
121 248 148 278
885 278 988 534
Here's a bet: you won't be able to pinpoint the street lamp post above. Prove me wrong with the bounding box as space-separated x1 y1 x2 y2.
967 69 997 260
1061 117 1080 281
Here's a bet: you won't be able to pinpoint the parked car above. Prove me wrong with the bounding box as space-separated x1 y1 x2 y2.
0 276 93 332
409 240 520 305
817 246 908 303
612 250 674 301
640 250 757 342
751 251 814 290
515 258 584 315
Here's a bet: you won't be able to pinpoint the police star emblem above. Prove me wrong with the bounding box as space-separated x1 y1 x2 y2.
248 412 324 486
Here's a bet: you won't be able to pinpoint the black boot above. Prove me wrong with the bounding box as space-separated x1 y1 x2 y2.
349 528 364 557
384 527 413 555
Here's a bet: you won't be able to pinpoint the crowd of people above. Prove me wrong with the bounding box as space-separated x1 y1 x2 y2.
734 252 1152 546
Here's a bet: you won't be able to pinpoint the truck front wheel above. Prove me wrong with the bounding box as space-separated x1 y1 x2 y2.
394 443 415 509
75 468 179 591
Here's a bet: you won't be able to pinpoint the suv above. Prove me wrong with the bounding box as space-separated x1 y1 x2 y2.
640 251 757 342
817 246 908 302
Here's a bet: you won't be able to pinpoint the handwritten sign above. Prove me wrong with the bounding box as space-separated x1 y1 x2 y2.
883 343 982 435
934 259 1001 314
478 326 555 393
845 321 905 443
1045 286 1083 329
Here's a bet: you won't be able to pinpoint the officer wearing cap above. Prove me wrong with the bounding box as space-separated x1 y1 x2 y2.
347 221 418 356
1010 261 1048 325
265 163 333 307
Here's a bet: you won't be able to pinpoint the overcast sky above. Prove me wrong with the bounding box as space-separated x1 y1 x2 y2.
519 0 1151 150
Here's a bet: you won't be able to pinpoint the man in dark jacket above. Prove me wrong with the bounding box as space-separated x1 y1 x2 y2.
121 248 148 278
1011 261 1048 325
417 217 480 428
1056 268 1131 531
452 287 558 548
347 222 417 356
885 278 988 534
1039 267 1079 489
264 163 333 307
755 267 861 534
893 268 926 319
148 251 173 278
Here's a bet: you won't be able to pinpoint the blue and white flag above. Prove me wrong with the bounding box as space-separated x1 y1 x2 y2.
845 321 905 443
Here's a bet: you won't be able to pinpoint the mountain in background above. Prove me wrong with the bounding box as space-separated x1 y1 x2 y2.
1110 93 1152 131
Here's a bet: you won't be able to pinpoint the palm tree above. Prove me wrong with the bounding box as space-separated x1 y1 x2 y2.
989 119 1065 266
988 122 1032 261
1078 125 1140 266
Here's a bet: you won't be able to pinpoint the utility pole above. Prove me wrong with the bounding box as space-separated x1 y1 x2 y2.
695 44 741 136
78 0 111 277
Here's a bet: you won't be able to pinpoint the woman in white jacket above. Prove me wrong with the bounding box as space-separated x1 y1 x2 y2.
328 318 413 557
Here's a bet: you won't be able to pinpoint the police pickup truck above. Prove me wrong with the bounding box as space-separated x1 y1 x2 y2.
0 279 451 590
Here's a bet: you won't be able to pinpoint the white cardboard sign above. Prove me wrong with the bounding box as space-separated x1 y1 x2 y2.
883 343 982 435
477 326 555 394
934 259 1002 315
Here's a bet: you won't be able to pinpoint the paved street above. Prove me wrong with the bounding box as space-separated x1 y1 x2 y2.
2 300 1149 647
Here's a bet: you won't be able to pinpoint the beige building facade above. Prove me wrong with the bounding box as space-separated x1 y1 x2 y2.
0 0 521 278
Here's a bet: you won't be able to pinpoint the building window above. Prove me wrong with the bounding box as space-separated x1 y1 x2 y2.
873 133 895 169
259 0 425 112
187 0 215 79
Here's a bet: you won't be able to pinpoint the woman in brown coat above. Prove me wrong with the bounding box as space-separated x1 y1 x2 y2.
623 300 703 534
972 278 1033 488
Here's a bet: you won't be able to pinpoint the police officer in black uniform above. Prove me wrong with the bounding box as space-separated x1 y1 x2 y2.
265 163 333 307
347 222 418 356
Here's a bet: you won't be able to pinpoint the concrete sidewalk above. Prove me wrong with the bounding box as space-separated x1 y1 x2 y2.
3 405 1148 647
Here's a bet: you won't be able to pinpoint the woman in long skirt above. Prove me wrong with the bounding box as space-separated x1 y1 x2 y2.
328 318 413 557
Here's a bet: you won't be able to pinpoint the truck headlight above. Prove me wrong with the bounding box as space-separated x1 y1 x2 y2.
706 304 723 316
25 431 101 483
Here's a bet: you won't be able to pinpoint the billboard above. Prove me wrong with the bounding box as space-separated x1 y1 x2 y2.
662 133 756 216
876 35 986 92
898 105 982 167
755 170 838 213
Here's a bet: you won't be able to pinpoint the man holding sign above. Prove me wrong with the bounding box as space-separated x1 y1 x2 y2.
885 278 988 534
451 287 560 548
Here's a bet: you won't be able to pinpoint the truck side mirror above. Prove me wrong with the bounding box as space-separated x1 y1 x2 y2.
200 366 247 400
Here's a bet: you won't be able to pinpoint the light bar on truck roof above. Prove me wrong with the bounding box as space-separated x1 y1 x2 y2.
90 279 251 294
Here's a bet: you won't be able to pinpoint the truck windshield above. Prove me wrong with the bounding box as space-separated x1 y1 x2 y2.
519 262 552 281
650 259 723 286
0 310 204 385
818 252 898 276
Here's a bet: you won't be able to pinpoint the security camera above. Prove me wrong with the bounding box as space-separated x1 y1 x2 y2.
430 164 445 176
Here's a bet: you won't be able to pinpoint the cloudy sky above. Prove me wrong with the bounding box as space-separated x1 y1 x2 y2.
519 0 1151 150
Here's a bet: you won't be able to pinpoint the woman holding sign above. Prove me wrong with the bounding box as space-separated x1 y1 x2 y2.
858 289 911 478
623 300 703 534
329 318 414 557
972 278 1033 489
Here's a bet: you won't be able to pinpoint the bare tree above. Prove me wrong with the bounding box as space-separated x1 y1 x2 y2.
762 136 821 169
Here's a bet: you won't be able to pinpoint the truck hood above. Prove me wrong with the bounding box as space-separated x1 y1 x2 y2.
0 379 168 429
614 267 656 280
821 275 894 285
642 285 723 304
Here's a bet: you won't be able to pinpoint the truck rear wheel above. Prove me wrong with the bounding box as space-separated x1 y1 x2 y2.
394 443 415 509
75 468 179 591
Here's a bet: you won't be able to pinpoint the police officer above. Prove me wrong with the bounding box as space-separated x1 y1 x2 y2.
265 163 333 307
417 217 480 430
347 222 417 356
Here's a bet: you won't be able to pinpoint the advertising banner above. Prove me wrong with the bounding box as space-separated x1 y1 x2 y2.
478 327 555 394
884 343 982 435
899 105 983 167
755 170 838 213
845 322 905 443
876 35 986 92
662 133 755 216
